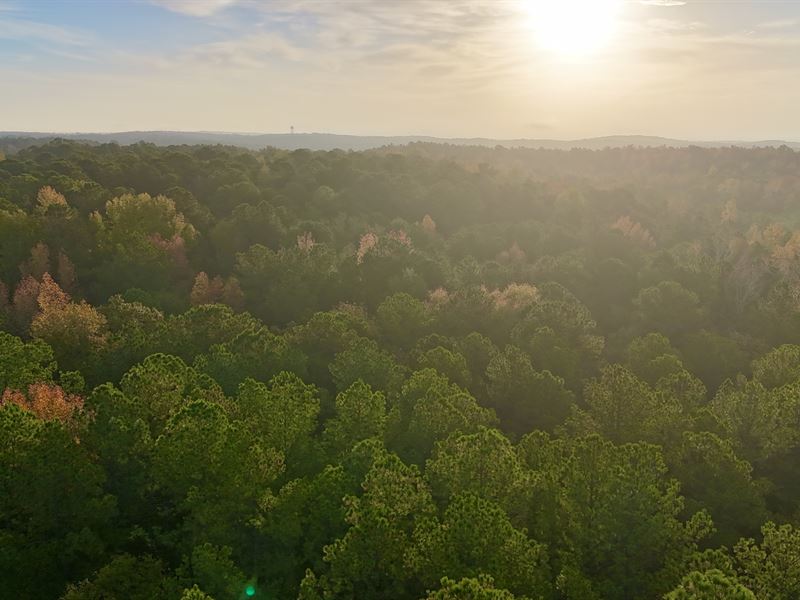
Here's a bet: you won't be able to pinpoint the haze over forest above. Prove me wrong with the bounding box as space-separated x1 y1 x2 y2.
4 131 800 153
4 1 800 600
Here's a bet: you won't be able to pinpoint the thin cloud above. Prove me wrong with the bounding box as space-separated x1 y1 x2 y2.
159 32 307 70
645 18 706 34
151 0 238 17
0 16 90 46
145 0 530 92
757 19 799 31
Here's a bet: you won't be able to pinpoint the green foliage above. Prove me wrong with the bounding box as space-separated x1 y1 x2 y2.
235 243 337 324
304 453 436 599
733 522 800 599
666 432 765 546
510 283 603 389
6 140 800 598
389 369 497 463
152 399 283 550
571 364 685 445
62 554 181 600
709 377 800 463
180 585 216 600
161 304 257 364
195 325 306 394
100 192 193 243
118 353 227 435
664 569 755 600
377 292 431 349
426 428 529 520
1 404 116 598
422 575 523 600
176 543 245 600
679 330 749 393
751 344 800 388
518 433 712 599
92 192 194 298
625 333 685 385
323 380 387 457
329 336 407 393
258 465 351 598
486 345 574 435
235 371 320 459
634 281 704 338
288 308 369 389
415 345 472 389
409 493 551 598
0 331 56 390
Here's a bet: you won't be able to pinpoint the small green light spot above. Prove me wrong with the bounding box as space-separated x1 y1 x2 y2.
245 584 256 597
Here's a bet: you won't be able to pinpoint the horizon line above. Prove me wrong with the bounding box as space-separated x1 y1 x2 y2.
2 129 799 145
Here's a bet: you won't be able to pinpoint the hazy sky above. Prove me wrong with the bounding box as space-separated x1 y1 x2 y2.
2 0 799 140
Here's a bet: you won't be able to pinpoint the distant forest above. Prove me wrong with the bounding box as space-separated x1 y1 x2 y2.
3 139 800 599
3 130 799 152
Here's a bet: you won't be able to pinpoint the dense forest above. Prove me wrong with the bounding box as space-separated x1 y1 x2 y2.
4 139 800 599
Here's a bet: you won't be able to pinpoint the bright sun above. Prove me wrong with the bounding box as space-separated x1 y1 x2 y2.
525 0 623 57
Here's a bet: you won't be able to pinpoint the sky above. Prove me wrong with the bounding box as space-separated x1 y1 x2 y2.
1 0 799 140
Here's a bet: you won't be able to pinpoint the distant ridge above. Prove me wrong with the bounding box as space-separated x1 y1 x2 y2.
2 130 799 152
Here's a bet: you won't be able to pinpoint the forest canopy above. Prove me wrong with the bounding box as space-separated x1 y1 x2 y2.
3 139 800 599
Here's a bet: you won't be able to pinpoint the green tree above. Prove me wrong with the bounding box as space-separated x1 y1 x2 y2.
421 575 523 600
625 333 685 386
570 364 685 445
409 493 551 599
161 304 259 364
329 337 407 394
235 372 320 469
0 404 116 598
751 344 800 388
517 433 711 600
301 454 436 600
194 325 306 394
389 369 496 464
634 281 704 338
679 331 748 394
176 543 246 600
734 522 800 599
180 585 216 600
258 466 351 598
323 380 387 458
510 283 603 390
709 378 800 463
287 308 369 389
93 192 195 298
485 345 574 436
62 555 181 600
664 569 755 600
117 353 227 435
0 331 55 391
415 345 472 390
666 432 765 546
376 292 431 349
152 400 283 551
426 428 530 522
235 243 337 324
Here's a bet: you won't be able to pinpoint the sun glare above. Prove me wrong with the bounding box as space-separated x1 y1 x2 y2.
525 0 623 58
